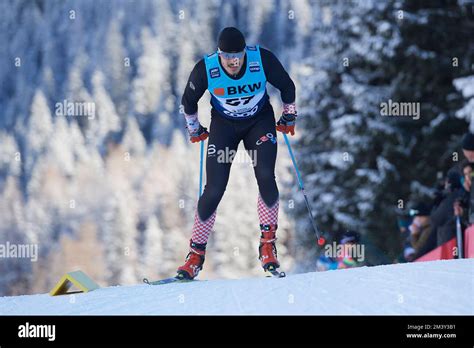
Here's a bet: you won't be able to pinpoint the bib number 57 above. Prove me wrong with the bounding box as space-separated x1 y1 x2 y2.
225 95 254 106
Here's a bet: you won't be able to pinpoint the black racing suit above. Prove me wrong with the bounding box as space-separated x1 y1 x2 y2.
181 47 296 222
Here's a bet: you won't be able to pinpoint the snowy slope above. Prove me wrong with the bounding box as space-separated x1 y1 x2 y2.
1 259 473 315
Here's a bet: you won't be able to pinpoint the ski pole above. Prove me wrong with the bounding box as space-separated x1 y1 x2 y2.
199 140 205 199
282 133 325 246
456 216 464 259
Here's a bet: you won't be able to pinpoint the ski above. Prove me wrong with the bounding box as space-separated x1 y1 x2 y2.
265 265 286 278
144 265 285 285
143 275 194 286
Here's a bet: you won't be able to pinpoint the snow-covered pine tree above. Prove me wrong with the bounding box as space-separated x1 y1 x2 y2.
393 0 474 202
101 191 139 285
292 0 474 270
141 215 165 278
0 176 28 295
0 132 21 189
88 70 122 151
132 24 173 143
22 89 54 183
454 75 474 130
291 0 405 270
104 18 130 118
121 116 147 190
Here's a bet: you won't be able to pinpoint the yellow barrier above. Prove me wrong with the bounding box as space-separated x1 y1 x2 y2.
50 270 100 296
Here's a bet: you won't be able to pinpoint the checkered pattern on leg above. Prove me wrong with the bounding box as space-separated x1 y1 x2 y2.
191 209 217 244
257 193 279 225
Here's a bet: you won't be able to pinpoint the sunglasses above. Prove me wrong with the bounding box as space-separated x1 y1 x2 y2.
217 48 245 60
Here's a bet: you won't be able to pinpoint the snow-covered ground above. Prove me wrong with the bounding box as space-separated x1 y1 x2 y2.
1 259 473 315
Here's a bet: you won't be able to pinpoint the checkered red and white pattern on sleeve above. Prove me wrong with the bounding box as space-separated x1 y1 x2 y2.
190 209 217 244
257 193 279 225
283 102 297 115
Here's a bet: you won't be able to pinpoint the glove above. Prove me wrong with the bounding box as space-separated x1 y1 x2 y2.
188 124 209 143
276 113 296 136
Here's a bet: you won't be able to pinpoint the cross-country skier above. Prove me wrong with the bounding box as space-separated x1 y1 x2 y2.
177 27 297 279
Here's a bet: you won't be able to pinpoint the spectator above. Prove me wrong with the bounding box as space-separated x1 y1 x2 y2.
462 132 474 163
316 254 338 271
316 230 363 271
417 169 466 259
408 202 433 259
453 161 472 224
396 214 415 262
397 215 412 236
461 161 473 192
459 132 474 222
336 230 362 269
445 133 474 217
402 134 474 262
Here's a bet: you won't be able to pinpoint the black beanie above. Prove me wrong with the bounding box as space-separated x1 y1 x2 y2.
410 202 431 217
218 27 246 53
462 132 474 151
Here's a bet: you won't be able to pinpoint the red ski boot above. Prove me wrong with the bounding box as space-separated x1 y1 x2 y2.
258 224 280 271
177 240 206 280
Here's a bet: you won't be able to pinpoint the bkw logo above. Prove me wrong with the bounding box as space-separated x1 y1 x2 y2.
227 82 261 95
